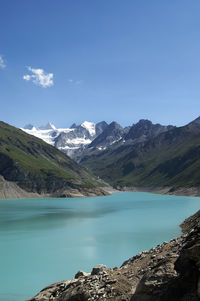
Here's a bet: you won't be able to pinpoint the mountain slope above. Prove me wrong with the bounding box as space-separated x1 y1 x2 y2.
81 117 200 189
0 121 107 197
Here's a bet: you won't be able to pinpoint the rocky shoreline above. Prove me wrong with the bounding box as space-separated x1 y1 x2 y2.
27 210 200 301
118 186 200 197
2 177 200 199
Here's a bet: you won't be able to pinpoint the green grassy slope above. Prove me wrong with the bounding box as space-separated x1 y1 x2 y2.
0 121 102 194
81 117 200 188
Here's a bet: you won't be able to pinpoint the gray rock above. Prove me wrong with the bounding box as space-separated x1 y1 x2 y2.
91 264 107 275
75 270 90 279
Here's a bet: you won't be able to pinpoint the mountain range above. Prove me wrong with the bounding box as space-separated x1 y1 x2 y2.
22 119 174 160
2 116 200 198
80 116 200 191
0 121 108 198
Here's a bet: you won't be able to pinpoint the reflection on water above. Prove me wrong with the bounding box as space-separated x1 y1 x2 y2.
0 192 200 301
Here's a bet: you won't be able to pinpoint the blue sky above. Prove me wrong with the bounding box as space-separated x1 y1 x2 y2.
0 0 200 128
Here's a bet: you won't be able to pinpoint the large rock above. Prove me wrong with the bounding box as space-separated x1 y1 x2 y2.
91 264 107 275
74 270 90 279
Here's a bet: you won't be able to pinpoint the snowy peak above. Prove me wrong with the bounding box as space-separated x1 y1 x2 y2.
21 121 108 158
89 121 124 149
81 121 96 136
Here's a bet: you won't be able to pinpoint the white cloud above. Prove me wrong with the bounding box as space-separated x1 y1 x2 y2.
23 75 31 80
0 56 6 69
23 66 54 88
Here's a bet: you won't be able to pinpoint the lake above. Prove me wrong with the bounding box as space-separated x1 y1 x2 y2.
0 192 200 301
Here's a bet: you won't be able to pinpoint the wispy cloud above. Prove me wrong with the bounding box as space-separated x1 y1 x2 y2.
23 67 54 88
68 79 82 85
0 55 6 69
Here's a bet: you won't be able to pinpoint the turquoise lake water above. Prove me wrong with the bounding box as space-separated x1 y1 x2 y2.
0 192 200 301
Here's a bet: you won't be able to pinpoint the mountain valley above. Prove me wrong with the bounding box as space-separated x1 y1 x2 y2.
2 116 200 198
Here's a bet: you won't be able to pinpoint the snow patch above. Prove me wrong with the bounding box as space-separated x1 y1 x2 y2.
63 138 92 145
22 128 56 145
81 121 96 136
110 137 122 145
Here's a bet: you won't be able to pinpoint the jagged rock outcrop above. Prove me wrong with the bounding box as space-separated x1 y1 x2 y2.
88 122 125 149
27 210 200 301
125 119 174 142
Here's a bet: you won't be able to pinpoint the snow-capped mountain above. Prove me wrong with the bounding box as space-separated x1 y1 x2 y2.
22 119 175 161
21 121 108 158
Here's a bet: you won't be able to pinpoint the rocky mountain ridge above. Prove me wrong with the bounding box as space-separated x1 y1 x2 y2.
124 119 174 141
88 121 125 150
76 119 175 163
80 116 200 190
27 209 200 301
22 120 174 159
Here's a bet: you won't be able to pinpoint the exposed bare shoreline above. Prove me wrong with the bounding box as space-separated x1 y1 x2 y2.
1 173 200 200
0 176 113 200
117 186 200 197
